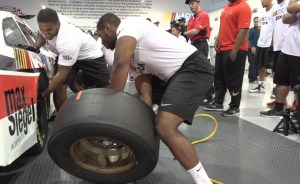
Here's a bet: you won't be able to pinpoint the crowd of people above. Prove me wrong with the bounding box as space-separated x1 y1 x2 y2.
34 0 300 183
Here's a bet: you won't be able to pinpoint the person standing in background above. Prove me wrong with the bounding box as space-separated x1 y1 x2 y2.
184 0 211 58
204 0 251 117
249 0 275 93
248 17 260 83
178 17 188 41
260 0 300 117
266 0 291 107
171 23 187 42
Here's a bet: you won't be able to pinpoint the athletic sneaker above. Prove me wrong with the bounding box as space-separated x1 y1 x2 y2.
260 109 284 118
249 84 265 93
203 101 224 111
266 100 288 108
221 107 240 117
267 100 276 107
271 88 276 99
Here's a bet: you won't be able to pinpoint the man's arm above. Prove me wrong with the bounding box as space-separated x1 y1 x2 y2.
287 0 300 14
184 28 200 38
134 74 153 107
35 31 46 49
42 65 72 97
283 0 300 24
230 29 249 61
110 36 137 91
184 14 209 38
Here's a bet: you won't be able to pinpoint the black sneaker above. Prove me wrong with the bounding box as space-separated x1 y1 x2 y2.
221 107 240 117
249 84 265 93
260 109 283 118
203 101 224 111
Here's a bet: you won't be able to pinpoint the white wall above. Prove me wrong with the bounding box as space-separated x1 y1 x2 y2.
0 0 265 35
0 0 192 31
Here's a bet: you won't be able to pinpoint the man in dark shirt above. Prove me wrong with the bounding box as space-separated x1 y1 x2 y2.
248 17 260 83
178 17 188 41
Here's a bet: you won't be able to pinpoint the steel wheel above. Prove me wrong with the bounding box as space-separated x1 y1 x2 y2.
70 137 136 174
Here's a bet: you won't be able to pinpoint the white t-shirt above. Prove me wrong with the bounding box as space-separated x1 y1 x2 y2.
102 47 149 79
272 0 290 51
178 35 187 42
257 5 275 47
282 1 300 57
116 18 197 81
46 16 103 66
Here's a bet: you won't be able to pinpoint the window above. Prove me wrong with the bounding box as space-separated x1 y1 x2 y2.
2 17 28 47
17 21 37 46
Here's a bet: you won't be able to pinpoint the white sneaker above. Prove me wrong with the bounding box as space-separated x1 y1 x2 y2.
249 84 265 93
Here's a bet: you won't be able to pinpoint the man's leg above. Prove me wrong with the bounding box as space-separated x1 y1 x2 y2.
248 48 257 82
250 47 271 93
155 111 212 184
53 84 68 111
222 50 247 116
204 52 226 111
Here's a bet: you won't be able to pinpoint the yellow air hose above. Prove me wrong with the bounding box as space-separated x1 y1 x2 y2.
192 113 224 184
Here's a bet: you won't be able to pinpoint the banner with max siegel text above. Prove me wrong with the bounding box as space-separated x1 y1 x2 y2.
0 70 39 166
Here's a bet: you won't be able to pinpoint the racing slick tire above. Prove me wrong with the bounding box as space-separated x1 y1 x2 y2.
47 88 160 184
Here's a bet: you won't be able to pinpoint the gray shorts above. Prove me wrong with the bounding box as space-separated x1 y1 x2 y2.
158 50 214 124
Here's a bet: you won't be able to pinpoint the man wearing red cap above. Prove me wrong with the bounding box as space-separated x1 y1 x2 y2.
184 0 211 58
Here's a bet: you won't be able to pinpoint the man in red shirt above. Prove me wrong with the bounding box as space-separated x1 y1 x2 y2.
204 0 251 117
184 0 211 58
184 0 214 106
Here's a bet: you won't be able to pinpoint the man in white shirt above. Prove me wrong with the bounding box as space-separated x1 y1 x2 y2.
97 13 214 184
266 0 290 107
35 8 110 110
249 0 275 93
260 0 300 117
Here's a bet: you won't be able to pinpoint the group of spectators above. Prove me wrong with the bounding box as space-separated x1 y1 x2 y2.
247 0 300 119
33 0 300 183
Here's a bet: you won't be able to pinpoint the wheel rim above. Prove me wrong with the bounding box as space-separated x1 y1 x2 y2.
70 137 137 174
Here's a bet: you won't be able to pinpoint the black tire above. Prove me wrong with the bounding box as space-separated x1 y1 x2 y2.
47 88 160 184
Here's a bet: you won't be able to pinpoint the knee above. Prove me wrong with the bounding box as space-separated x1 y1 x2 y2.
155 118 174 141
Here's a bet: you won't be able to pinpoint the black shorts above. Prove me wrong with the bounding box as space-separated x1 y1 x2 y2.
158 50 214 125
256 47 273 69
63 56 110 87
274 52 300 88
192 39 209 58
272 51 280 72
151 75 166 105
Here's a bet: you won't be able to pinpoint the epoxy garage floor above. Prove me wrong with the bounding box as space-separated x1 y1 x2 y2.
1 74 300 184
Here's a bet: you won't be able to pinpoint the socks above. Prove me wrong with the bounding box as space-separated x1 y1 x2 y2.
275 102 284 112
259 81 265 86
188 161 212 184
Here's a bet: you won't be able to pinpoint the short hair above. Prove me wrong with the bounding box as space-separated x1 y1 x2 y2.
97 13 121 30
253 17 258 21
37 8 59 23
171 23 180 31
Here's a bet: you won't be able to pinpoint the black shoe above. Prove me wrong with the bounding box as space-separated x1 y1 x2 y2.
203 101 224 111
260 109 283 118
221 107 240 117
